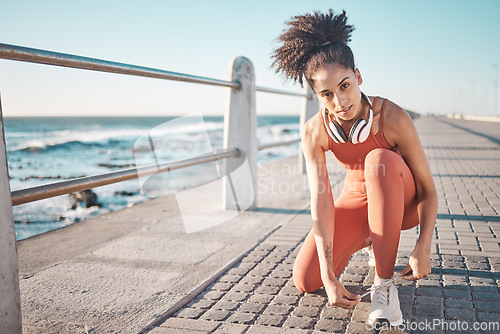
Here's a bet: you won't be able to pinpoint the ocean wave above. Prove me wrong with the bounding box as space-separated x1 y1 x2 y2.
8 120 226 153
10 139 109 152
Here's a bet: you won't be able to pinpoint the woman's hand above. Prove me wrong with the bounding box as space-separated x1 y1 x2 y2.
399 243 431 280
323 275 360 308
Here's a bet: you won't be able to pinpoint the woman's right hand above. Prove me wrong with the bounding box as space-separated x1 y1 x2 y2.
323 276 360 308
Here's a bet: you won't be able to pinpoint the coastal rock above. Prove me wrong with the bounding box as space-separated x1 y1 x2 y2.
20 175 63 181
114 190 136 196
98 163 135 169
69 190 100 209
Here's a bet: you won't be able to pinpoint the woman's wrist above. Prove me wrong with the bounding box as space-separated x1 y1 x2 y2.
414 239 432 254
320 269 338 283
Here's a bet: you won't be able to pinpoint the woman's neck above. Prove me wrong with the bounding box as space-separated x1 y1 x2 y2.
335 97 370 129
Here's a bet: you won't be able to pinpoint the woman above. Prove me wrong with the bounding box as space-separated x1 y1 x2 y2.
271 9 437 326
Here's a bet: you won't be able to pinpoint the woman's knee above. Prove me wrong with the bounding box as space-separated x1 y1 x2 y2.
292 275 309 293
364 148 401 178
292 268 320 293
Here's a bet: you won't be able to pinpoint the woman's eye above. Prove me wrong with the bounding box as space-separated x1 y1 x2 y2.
341 83 349 89
322 92 332 98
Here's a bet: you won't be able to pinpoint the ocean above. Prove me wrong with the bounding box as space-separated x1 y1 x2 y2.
3 115 300 241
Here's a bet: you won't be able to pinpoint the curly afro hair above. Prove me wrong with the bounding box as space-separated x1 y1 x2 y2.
271 9 355 90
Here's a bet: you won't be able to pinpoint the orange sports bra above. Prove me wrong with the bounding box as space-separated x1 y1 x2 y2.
321 96 400 170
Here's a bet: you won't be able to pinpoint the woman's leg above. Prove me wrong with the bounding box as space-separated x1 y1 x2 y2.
293 193 371 292
364 149 419 279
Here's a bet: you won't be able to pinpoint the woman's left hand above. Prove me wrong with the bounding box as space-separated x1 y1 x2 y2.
399 243 431 280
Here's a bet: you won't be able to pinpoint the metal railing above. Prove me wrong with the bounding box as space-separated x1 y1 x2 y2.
0 43 240 88
0 43 318 333
256 85 310 97
0 43 313 207
258 138 301 151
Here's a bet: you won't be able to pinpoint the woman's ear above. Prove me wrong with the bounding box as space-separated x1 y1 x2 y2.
355 68 363 85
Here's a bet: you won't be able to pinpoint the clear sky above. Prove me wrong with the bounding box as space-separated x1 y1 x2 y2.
0 0 499 117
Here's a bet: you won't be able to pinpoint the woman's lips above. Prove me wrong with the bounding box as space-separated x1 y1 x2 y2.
338 106 352 115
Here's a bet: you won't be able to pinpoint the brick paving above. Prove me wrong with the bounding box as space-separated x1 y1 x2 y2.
146 117 500 334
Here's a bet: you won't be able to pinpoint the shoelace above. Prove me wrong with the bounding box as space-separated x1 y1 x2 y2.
374 284 390 305
360 275 398 298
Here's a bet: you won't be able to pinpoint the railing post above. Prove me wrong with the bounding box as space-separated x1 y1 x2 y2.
299 84 318 174
223 56 257 210
0 93 22 333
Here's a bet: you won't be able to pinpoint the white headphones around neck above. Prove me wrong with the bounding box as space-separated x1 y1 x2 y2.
321 93 373 144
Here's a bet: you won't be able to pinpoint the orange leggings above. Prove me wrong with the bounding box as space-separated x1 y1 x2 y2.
293 148 419 292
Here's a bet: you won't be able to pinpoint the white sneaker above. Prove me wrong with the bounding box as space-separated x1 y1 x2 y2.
362 244 376 267
366 277 403 327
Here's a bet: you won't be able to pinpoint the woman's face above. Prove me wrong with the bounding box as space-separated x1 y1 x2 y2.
312 63 363 122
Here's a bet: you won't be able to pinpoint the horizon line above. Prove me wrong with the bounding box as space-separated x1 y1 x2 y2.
2 113 302 118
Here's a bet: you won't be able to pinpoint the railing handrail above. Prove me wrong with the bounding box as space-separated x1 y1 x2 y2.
0 43 238 89
0 43 309 207
0 43 312 98
11 148 239 206
257 138 300 151
256 86 311 98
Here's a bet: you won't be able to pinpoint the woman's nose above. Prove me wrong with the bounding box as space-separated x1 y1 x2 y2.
332 94 340 107
333 93 346 110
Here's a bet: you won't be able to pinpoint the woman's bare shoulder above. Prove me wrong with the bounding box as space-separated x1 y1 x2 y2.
383 99 413 127
381 98 417 146
368 96 406 119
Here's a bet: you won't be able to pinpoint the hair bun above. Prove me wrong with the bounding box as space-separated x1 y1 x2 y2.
271 9 355 86
314 9 354 46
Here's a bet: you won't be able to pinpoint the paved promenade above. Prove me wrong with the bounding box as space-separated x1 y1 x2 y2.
146 116 500 334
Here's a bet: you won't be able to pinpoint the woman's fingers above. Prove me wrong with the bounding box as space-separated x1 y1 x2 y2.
341 285 360 302
325 278 361 308
346 291 361 301
399 264 416 280
399 255 431 280
330 288 360 308
327 287 360 308
410 267 430 280
400 272 416 280
399 264 411 276
339 295 360 308
330 295 360 308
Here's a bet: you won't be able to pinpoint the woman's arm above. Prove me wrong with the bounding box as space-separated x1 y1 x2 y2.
301 118 360 307
383 102 438 280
